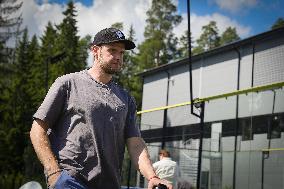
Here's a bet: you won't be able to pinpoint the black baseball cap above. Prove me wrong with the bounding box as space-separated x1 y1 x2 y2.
92 28 136 50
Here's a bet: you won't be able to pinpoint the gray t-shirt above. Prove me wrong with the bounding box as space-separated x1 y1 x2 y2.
33 70 140 188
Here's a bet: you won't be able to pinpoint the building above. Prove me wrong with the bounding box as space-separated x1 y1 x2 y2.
137 27 284 189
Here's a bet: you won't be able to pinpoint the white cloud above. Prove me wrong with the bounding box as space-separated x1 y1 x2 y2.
22 0 65 39
75 0 151 43
21 0 251 66
21 0 152 66
212 0 258 13
21 0 151 44
174 12 251 46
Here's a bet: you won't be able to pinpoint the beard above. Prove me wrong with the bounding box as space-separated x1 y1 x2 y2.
98 52 122 74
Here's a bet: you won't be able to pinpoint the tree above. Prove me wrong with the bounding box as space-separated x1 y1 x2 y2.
111 22 123 30
271 17 284 30
0 30 31 189
178 30 192 58
54 1 86 79
27 35 43 109
0 0 22 65
39 22 58 94
0 0 22 131
136 0 182 68
220 27 240 45
194 21 220 53
0 2 23 186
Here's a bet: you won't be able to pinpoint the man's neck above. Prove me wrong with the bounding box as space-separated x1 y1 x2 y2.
88 66 112 84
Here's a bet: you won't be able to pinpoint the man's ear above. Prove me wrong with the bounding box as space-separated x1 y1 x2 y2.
91 45 101 60
91 45 100 53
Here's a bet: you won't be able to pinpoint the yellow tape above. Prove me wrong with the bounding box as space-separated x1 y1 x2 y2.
262 148 284 152
137 81 284 115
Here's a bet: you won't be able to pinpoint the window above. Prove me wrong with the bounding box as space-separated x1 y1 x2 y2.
268 114 281 139
241 118 253 141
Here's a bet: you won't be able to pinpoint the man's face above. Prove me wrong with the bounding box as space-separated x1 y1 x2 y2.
95 42 125 74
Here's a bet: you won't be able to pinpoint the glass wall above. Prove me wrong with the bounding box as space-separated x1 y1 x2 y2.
122 86 284 189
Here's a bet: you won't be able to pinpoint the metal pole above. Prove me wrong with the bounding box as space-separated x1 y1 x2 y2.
187 1 205 188
196 102 205 189
127 159 132 189
45 57 49 94
233 48 241 189
162 70 170 149
187 0 199 118
261 151 270 189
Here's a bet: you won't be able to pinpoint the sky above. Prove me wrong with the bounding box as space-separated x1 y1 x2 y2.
21 0 284 44
20 0 283 55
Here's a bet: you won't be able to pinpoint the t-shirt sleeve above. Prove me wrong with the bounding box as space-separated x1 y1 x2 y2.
33 77 67 128
124 96 141 138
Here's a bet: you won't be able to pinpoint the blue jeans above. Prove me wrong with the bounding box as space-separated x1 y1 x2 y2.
49 170 88 189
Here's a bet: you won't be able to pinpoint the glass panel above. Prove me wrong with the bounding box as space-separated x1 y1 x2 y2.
133 87 284 189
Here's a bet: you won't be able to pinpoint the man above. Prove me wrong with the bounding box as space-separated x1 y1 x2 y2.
153 149 180 187
30 28 171 189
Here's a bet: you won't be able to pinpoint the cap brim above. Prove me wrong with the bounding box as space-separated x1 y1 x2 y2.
123 39 136 50
91 39 136 50
119 39 136 50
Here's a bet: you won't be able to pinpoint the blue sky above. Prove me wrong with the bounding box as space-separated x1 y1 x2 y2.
39 0 284 37
188 0 284 35
25 0 284 46
24 0 282 66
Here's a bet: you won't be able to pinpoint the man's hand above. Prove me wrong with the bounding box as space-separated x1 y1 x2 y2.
148 177 173 189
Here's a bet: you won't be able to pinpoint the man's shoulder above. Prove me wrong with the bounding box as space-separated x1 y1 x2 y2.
55 70 86 84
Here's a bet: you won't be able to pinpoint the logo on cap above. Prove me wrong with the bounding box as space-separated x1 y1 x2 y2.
115 31 124 39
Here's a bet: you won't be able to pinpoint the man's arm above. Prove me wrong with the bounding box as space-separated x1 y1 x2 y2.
127 137 172 189
30 119 61 187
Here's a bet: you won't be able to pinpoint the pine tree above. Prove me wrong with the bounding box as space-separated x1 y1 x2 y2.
271 17 284 30
27 35 44 109
13 28 33 128
0 0 22 134
111 22 124 30
136 0 182 68
178 30 191 58
54 1 86 78
0 0 22 65
23 34 45 182
39 22 58 93
0 29 30 182
220 27 240 45
194 21 220 53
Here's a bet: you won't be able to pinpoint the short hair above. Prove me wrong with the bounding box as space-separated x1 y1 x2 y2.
159 149 171 157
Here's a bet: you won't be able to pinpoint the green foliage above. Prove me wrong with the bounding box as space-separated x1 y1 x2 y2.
121 149 137 187
111 22 124 30
40 21 58 90
178 30 189 58
271 17 284 30
54 1 86 77
194 21 220 53
137 0 182 68
192 21 241 55
220 27 240 45
0 0 22 65
0 171 25 189
0 2 89 188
